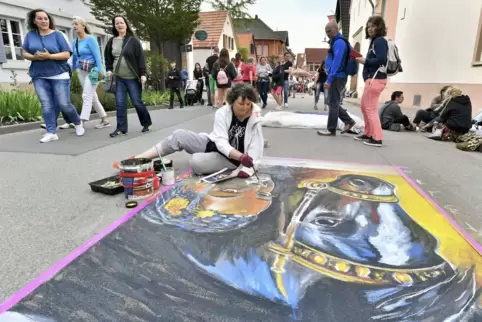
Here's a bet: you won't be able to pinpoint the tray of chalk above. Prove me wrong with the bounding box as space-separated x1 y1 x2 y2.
89 175 124 195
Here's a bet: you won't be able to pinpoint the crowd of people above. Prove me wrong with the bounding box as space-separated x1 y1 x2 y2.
25 9 152 143
200 47 297 111
314 16 482 152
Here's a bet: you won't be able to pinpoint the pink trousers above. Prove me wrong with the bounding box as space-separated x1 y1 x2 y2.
361 78 387 141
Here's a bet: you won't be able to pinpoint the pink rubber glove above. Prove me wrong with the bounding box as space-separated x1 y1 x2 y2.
237 171 249 178
239 154 253 168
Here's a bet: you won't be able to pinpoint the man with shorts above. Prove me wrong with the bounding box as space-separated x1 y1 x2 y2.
205 46 219 107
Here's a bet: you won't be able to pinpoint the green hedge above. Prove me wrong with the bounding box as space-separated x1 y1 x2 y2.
0 71 170 126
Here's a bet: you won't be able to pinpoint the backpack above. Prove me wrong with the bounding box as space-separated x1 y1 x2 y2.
217 65 229 85
373 39 403 76
329 38 359 76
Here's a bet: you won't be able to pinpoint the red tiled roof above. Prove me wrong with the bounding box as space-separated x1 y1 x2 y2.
193 11 229 48
305 48 329 63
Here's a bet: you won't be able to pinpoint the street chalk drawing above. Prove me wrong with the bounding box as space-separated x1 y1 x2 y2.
1 159 482 321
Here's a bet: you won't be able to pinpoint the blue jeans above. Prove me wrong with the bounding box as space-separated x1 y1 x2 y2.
314 83 329 106
33 78 81 134
258 79 269 105
115 78 152 132
283 79 289 104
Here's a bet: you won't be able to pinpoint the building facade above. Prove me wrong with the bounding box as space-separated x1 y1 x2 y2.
192 11 237 74
0 0 109 88
234 15 289 61
346 0 482 111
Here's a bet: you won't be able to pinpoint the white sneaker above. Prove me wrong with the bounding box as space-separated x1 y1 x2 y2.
40 133 59 143
275 105 283 111
59 123 75 129
95 121 111 129
284 103 288 108
75 124 85 136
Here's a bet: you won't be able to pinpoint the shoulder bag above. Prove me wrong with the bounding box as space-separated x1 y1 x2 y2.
104 37 132 93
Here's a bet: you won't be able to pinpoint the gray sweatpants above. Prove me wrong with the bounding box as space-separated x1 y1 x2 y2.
158 129 237 175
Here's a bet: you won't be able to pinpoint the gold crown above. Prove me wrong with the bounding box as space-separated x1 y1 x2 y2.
267 241 450 286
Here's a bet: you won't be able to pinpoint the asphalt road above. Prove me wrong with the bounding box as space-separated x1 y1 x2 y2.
1 93 481 302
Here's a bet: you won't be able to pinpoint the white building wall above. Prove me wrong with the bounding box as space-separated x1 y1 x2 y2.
391 0 482 85
347 0 373 95
217 15 237 58
0 0 108 86
193 48 212 71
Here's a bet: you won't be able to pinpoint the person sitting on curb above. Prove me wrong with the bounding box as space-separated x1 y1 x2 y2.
413 85 450 131
127 83 264 177
379 91 415 131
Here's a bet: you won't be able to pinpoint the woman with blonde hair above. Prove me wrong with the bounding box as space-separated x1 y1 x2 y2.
428 87 472 140
71 16 110 128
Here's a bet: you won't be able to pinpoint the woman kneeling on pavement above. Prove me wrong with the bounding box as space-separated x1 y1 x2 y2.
135 83 264 177
429 86 482 152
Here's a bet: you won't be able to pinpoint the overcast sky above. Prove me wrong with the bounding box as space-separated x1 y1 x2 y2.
201 0 337 54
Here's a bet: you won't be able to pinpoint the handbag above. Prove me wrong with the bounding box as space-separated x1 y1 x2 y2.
104 37 132 94
76 40 95 72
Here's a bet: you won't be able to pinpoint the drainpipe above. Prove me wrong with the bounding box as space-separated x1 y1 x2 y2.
368 0 375 15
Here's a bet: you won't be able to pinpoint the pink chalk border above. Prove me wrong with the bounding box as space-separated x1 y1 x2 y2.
0 170 192 314
393 166 482 255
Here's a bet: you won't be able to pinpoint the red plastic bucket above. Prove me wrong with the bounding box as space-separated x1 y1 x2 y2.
118 158 159 200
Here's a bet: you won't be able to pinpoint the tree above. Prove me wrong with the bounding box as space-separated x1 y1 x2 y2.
208 0 256 20
89 0 202 89
238 47 249 61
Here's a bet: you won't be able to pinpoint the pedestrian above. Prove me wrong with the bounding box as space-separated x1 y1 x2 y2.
256 56 272 108
271 56 284 110
205 47 219 107
314 60 328 110
23 9 84 143
232 53 244 86
317 20 356 136
242 57 256 87
354 16 389 147
104 15 152 137
71 16 110 129
212 48 237 107
281 53 293 108
133 83 263 177
193 62 204 103
166 61 184 109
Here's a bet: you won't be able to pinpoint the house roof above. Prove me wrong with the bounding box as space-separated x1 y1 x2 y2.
305 48 329 63
296 53 304 68
336 0 351 37
275 31 289 46
193 11 229 48
233 15 281 41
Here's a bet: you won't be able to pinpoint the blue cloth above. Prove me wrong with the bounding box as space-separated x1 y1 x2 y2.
181 68 188 80
363 37 388 81
71 35 105 73
22 31 72 80
115 78 152 132
32 78 81 134
326 33 348 84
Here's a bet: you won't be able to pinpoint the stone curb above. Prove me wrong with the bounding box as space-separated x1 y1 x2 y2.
0 104 171 136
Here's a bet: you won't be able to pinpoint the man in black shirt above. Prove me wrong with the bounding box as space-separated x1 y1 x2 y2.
281 53 293 108
205 46 219 107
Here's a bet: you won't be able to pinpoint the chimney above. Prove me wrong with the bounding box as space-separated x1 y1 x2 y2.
255 15 258 19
